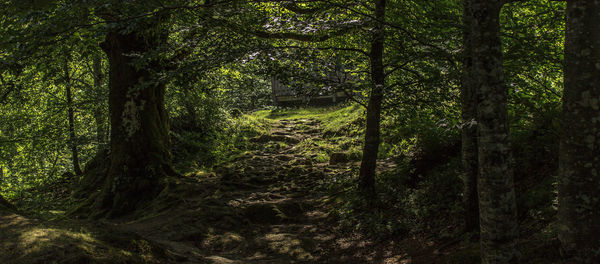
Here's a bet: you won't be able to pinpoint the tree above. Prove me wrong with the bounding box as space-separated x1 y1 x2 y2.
0 1 179 217
234 0 384 197
251 0 421 199
88 1 261 216
90 12 176 217
558 0 600 262
461 0 479 232
63 53 83 176
1 0 269 217
463 0 520 263
358 0 386 198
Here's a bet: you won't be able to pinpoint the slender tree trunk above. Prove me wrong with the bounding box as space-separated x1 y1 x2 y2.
559 1 600 262
358 0 386 199
92 54 107 151
468 1 519 263
94 20 175 217
461 0 480 233
183 88 198 129
64 57 83 176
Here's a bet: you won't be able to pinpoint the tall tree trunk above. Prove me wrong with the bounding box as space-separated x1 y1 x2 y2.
94 21 175 217
183 88 198 129
468 1 519 263
92 54 107 151
64 57 83 176
358 0 386 199
559 1 600 262
461 0 480 233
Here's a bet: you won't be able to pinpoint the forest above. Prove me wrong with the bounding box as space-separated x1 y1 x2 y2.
0 0 598 263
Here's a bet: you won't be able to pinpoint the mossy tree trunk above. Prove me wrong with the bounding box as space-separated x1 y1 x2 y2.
467 0 520 263
358 0 386 199
559 1 600 262
93 19 175 217
461 0 479 233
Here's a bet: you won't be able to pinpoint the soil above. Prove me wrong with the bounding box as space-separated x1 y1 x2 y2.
0 118 451 264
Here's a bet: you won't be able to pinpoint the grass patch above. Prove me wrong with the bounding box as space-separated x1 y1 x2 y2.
0 213 174 264
253 104 364 136
253 107 338 120
173 112 271 172
252 104 366 163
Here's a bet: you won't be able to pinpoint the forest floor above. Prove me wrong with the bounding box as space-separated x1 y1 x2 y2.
0 117 460 264
113 117 444 263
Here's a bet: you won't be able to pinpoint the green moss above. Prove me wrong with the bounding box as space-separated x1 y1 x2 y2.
0 214 174 264
313 153 329 163
252 104 364 136
252 107 335 120
172 112 271 171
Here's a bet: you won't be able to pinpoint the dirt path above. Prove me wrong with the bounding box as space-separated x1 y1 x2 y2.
115 118 407 263
1 118 443 263
1 118 558 263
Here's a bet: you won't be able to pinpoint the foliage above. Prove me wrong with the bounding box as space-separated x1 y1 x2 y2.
172 110 270 172
327 110 463 239
0 0 578 262
0 49 106 202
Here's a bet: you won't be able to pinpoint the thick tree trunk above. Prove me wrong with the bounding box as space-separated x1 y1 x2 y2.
358 0 386 199
64 57 83 176
461 0 480 233
559 1 600 262
468 1 520 263
94 23 174 217
92 54 107 151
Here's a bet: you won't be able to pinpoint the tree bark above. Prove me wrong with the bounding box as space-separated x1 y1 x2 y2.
559 1 600 262
467 1 520 263
64 56 83 176
93 20 175 217
358 0 386 199
461 0 480 233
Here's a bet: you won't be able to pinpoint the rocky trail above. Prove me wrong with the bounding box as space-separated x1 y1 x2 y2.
119 118 415 263
123 118 372 263
1 118 441 264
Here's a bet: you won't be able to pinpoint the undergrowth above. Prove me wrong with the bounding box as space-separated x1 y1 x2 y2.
1 101 563 263
259 103 560 263
172 111 270 173
254 104 366 162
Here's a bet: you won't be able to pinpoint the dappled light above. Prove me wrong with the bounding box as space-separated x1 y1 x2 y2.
0 0 596 263
0 212 171 263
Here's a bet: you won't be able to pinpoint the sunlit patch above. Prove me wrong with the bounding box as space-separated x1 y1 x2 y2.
201 232 245 251
262 233 314 260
